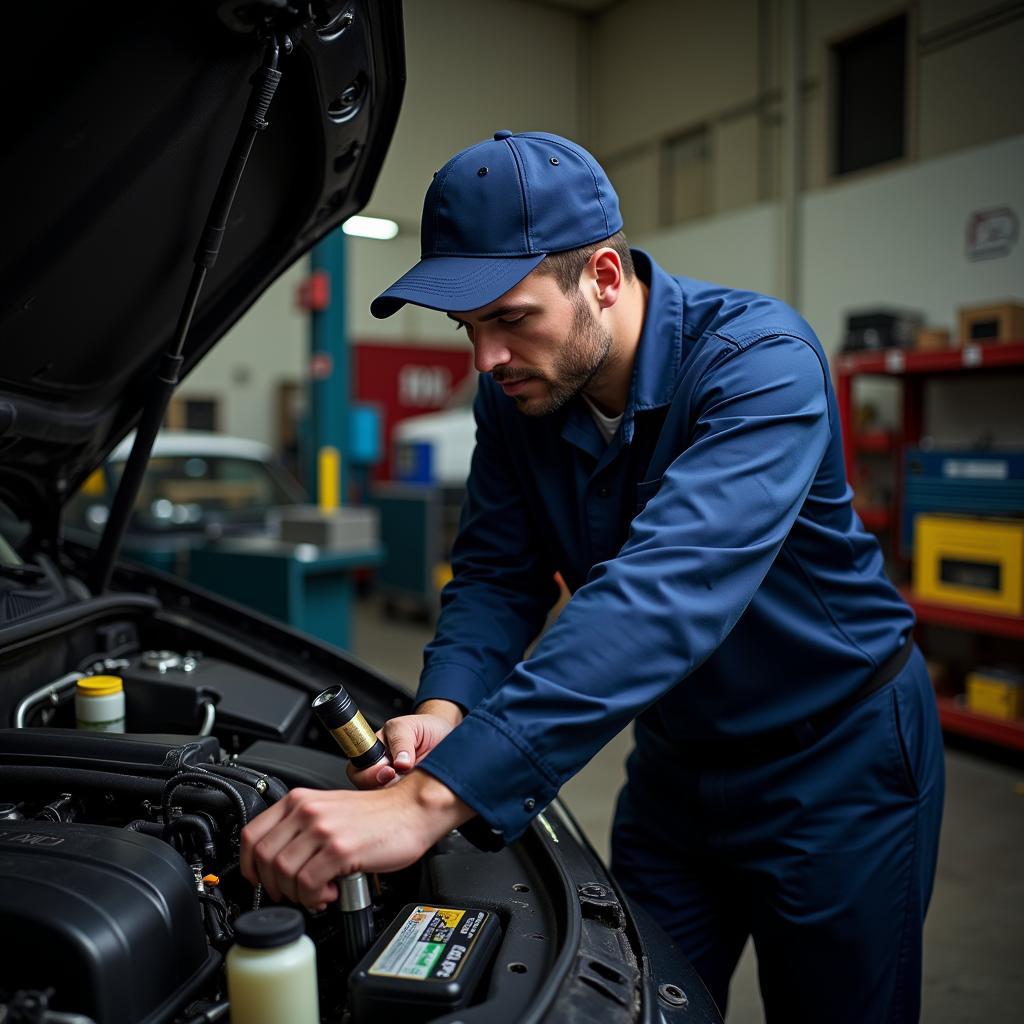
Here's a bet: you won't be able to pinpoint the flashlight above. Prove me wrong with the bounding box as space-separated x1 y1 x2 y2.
311 684 384 961
311 684 388 771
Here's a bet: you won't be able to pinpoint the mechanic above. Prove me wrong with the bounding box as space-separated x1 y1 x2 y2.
241 131 944 1022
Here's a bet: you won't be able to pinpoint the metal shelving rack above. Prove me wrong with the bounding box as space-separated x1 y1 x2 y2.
834 340 1024 752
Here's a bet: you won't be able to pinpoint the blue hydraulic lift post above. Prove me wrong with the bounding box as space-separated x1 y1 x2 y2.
309 227 348 507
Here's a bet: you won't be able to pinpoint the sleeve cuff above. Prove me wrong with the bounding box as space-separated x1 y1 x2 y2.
417 660 493 712
419 707 561 844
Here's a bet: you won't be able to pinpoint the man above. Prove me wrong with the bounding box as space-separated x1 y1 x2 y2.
241 131 944 1021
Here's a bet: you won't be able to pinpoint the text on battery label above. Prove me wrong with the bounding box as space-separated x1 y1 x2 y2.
435 944 467 979
369 906 467 980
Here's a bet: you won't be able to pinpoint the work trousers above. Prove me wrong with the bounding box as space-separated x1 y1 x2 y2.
611 647 944 1023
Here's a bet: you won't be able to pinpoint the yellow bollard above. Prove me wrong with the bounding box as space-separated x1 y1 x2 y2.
318 446 341 511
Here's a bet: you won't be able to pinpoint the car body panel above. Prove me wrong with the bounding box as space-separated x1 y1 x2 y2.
0 1 404 525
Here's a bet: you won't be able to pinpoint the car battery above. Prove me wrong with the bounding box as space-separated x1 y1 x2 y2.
966 668 1024 720
902 449 1024 550
912 515 1024 616
348 904 501 1024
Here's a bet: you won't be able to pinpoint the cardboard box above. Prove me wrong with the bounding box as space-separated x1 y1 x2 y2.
914 327 951 351
957 302 1024 345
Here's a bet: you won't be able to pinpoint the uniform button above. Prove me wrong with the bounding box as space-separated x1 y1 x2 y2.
598 487 610 497
493 129 514 140
523 797 536 811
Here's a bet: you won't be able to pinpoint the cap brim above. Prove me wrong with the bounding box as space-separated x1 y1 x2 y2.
370 253 547 319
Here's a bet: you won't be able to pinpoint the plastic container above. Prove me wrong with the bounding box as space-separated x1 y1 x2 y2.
75 675 125 732
226 908 319 1024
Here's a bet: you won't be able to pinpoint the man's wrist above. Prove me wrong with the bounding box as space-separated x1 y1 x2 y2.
404 768 474 832
415 698 465 727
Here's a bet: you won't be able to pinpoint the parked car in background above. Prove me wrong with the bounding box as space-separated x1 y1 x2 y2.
66 431 307 541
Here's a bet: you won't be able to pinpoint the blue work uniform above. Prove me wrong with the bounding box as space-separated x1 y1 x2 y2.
418 250 944 1022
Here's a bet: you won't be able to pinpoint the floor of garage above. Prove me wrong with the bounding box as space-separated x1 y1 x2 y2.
352 594 1024 1023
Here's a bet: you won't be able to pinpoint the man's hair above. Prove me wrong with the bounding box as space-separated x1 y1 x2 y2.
537 230 635 294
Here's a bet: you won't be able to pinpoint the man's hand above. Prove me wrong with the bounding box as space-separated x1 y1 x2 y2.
240 770 473 909
348 699 465 789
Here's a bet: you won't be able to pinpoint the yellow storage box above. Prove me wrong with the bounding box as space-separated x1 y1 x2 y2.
966 668 1024 720
912 515 1024 616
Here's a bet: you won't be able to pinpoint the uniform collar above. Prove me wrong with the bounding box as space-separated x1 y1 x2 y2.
558 249 684 456
627 249 685 414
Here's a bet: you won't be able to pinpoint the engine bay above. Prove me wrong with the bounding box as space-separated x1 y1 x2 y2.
0 605 569 1024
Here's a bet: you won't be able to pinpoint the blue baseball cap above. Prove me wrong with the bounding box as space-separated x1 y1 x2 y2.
370 130 622 318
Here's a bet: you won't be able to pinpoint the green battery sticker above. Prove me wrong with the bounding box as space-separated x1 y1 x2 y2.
369 905 488 982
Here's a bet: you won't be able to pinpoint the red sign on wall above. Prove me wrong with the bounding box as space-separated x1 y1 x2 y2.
353 343 474 480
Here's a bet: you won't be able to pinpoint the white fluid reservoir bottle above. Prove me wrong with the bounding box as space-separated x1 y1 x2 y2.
75 675 125 732
226 908 319 1024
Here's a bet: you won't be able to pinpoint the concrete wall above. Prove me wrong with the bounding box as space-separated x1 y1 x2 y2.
800 133 1024 354
177 259 310 443
637 201 783 297
590 0 761 156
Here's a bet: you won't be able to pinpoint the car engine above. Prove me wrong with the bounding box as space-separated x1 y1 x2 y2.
0 645 555 1024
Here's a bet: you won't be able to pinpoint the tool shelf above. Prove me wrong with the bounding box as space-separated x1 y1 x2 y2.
834 340 1024 753
900 587 1024 642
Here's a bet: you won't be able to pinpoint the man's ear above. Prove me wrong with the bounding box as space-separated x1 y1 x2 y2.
586 247 623 310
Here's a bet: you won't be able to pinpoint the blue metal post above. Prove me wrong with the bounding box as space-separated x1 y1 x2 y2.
309 228 348 504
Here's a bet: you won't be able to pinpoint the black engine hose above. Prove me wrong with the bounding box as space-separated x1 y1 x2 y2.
166 813 218 865
124 819 165 838
0 766 261 821
162 771 261 830
198 762 288 805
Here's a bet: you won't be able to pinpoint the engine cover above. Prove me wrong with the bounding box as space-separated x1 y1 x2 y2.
0 821 217 1024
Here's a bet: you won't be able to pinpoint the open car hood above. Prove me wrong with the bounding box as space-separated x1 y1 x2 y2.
0 1 404 526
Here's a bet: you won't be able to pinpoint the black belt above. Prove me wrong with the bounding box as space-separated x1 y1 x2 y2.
683 640 916 767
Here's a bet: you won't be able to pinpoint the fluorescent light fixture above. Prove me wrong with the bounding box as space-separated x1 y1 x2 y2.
342 215 399 240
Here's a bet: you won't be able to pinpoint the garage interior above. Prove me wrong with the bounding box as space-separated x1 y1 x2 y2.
142 1 1022 1021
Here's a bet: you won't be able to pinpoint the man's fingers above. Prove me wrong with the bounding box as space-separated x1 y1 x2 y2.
296 845 350 908
258 824 331 905
244 790 319 901
239 796 290 885
346 713 456 788
382 719 419 772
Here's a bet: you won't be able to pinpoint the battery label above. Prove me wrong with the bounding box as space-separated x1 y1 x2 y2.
369 905 488 982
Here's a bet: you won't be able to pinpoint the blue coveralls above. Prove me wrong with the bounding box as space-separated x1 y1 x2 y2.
418 250 945 1021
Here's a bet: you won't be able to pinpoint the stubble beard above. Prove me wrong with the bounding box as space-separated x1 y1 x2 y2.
505 293 614 417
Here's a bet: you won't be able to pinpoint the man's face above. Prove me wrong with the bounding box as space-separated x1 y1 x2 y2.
447 270 613 417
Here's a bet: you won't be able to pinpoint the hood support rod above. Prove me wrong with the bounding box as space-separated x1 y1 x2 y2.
90 35 286 594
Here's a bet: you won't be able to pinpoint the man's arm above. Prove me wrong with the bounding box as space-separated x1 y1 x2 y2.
418 333 833 842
